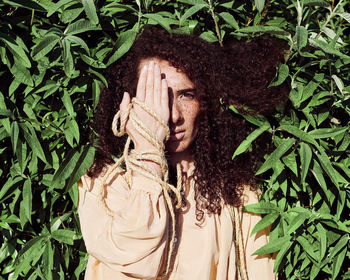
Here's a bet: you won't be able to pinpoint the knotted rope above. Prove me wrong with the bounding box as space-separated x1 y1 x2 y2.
228 205 249 280
97 97 247 279
99 97 182 278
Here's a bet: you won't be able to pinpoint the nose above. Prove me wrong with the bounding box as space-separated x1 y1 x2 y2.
170 98 183 125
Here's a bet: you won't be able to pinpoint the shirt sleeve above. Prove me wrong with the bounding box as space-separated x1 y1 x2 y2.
77 168 168 279
241 188 277 280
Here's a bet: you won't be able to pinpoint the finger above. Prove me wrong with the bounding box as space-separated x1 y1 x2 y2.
136 65 147 102
145 60 154 104
161 78 169 118
120 91 131 115
153 63 161 106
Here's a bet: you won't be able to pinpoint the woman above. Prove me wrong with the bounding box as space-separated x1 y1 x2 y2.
78 27 287 279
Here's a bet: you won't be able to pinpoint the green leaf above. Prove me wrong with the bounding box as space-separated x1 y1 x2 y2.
47 0 73 16
66 35 90 54
107 27 137 66
336 12 350 24
282 150 298 176
296 26 308 50
51 229 75 245
103 2 138 13
232 124 270 159
2 0 46 11
286 211 309 234
256 138 296 175
316 223 327 261
251 212 279 236
273 240 291 273
20 123 47 163
229 105 269 127
278 125 318 146
62 38 74 77
332 74 344 94
0 32 31 68
253 235 291 255
310 160 332 203
297 235 318 260
10 121 19 154
0 109 12 117
51 149 80 189
10 62 34 86
254 0 265 13
82 0 99 24
243 201 280 214
300 73 324 103
219 12 239 30
199 30 218 42
309 127 348 139
92 79 102 108
316 146 347 186
299 142 312 184
180 4 207 25
328 234 348 259
42 241 53 280
65 19 100 35
21 179 32 224
65 146 95 192
310 39 350 59
237 25 289 35
177 0 207 5
62 90 75 117
143 14 172 32
32 35 60 60
0 176 22 202
332 246 347 280
14 236 46 276
269 64 289 87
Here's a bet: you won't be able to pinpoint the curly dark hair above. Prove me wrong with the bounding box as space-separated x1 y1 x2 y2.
88 26 288 220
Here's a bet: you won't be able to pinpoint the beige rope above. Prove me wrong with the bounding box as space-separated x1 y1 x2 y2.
101 97 182 278
100 97 246 279
228 205 249 280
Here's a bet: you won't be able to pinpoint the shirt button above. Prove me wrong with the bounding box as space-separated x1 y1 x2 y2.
155 185 162 192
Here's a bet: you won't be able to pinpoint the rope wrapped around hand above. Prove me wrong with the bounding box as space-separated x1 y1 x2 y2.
99 97 182 278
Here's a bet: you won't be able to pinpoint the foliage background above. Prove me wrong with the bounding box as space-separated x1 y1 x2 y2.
0 0 349 279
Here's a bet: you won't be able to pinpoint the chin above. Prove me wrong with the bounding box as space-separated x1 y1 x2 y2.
165 141 189 155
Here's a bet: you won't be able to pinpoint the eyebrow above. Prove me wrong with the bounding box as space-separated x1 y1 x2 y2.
177 88 196 94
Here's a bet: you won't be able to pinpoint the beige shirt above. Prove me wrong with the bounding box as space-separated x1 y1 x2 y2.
78 166 275 280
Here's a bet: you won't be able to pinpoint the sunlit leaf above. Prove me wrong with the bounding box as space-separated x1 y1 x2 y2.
253 235 291 255
255 0 265 13
269 64 289 87
82 0 99 25
51 229 75 245
232 123 270 159
256 138 296 175
296 26 308 50
180 3 207 25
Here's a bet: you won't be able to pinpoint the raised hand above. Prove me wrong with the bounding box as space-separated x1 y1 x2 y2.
119 60 170 150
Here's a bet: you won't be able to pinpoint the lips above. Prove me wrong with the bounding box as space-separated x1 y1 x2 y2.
169 130 185 141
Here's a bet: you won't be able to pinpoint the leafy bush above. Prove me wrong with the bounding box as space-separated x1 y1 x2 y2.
0 0 349 279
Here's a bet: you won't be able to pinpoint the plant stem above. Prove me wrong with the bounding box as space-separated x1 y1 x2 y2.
30 9 35 26
137 5 142 34
285 34 296 64
315 0 343 39
207 0 223 47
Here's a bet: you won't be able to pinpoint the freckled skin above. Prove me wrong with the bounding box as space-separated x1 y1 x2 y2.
138 58 200 161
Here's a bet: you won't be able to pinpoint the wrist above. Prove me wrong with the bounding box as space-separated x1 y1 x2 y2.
129 148 165 179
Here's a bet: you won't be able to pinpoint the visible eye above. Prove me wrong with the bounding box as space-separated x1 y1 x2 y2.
180 92 195 99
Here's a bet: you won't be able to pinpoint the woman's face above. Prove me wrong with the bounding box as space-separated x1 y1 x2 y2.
138 58 200 157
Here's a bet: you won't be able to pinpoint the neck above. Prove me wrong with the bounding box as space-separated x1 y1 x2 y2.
168 150 194 173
